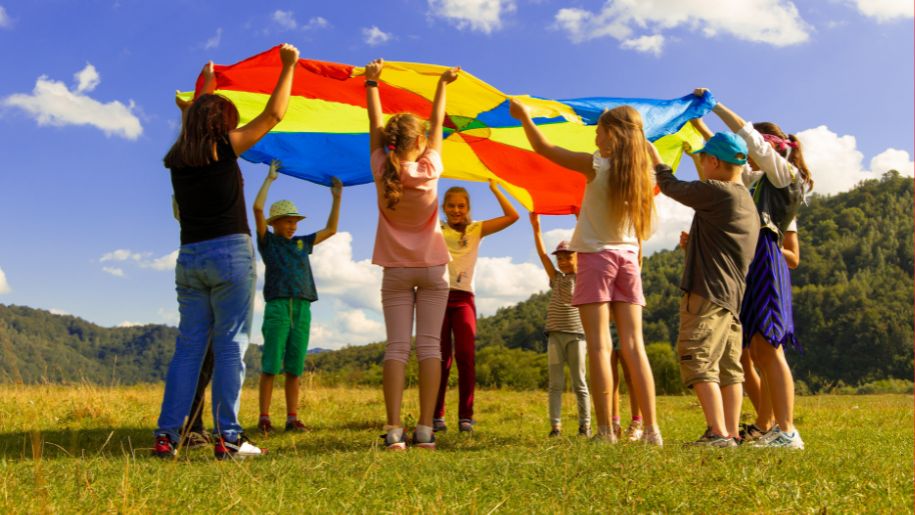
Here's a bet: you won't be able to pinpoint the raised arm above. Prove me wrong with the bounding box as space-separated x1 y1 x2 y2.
427 67 460 153
695 88 794 188
529 213 556 283
481 180 520 237
509 99 593 178
229 44 299 156
365 59 385 153
686 118 712 181
253 160 279 238
314 177 343 245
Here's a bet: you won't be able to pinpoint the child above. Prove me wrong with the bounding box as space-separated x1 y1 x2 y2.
530 214 590 438
694 89 812 449
510 100 662 445
252 160 342 435
365 58 459 451
652 131 760 446
433 181 519 433
610 345 643 440
155 43 299 460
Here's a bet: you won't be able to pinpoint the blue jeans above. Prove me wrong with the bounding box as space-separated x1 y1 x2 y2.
156 233 255 442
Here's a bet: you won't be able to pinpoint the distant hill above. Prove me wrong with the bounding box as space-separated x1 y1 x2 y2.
0 306 261 384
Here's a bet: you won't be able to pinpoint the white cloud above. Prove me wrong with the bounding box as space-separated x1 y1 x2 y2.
853 0 913 22
118 321 143 328
794 125 914 195
311 232 383 312
144 250 178 271
101 249 144 262
204 27 222 50
157 307 179 326
2 64 143 140
102 266 126 278
0 266 10 294
647 192 696 255
49 308 70 316
303 16 329 30
73 63 100 93
0 6 11 29
621 34 665 56
869 148 914 177
307 306 386 349
362 26 393 46
428 0 516 33
474 257 547 315
554 0 810 53
272 9 297 30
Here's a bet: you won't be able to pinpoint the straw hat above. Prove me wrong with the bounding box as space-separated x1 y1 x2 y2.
266 200 306 223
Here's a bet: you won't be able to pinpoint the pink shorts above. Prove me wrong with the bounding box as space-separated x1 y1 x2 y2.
571 249 645 307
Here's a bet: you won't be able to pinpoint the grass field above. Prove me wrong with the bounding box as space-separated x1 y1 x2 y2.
0 383 911 513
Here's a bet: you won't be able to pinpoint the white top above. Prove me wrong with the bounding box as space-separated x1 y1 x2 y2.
737 122 801 234
738 121 798 189
442 221 483 293
569 152 642 253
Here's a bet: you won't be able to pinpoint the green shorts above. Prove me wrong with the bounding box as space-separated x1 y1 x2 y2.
261 298 311 376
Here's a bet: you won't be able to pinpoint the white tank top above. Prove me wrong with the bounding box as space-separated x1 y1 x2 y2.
569 152 641 253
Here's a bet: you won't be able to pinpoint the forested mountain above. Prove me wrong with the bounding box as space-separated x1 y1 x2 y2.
2 173 912 391
0 306 262 384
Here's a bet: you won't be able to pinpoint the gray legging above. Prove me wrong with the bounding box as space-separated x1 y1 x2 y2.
547 331 591 428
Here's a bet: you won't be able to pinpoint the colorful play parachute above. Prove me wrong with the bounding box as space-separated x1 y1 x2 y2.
180 46 714 215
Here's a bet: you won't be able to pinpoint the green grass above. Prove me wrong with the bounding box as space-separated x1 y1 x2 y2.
0 383 911 513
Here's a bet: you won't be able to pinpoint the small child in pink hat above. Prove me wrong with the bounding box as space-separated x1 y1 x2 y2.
530 214 590 438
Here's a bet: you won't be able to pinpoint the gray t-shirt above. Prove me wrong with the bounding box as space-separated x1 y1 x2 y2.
655 164 760 315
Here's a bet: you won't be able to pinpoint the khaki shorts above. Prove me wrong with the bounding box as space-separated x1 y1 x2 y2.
676 293 744 388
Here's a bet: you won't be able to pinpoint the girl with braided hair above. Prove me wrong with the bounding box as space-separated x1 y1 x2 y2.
365 58 460 450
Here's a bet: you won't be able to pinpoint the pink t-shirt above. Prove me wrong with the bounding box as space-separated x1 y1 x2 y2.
371 148 450 267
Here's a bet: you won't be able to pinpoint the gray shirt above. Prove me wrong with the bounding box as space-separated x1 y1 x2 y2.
655 164 760 315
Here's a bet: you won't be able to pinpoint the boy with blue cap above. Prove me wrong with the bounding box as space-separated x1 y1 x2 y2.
648 129 760 447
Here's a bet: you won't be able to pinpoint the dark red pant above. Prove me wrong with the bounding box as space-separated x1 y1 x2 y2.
435 290 477 420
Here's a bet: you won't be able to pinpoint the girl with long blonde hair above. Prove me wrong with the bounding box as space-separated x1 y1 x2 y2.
509 100 661 445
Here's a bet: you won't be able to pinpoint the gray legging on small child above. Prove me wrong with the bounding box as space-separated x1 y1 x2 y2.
547 331 591 428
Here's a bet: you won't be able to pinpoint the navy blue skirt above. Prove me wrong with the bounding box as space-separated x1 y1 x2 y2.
740 230 799 349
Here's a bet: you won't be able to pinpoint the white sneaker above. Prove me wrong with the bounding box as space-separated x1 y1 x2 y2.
760 428 805 449
214 434 265 460
625 422 644 442
641 429 663 446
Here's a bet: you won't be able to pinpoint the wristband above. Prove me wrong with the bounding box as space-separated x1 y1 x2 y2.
365 79 378 88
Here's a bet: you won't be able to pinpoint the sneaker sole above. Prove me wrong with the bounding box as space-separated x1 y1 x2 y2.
414 442 436 450
385 442 407 451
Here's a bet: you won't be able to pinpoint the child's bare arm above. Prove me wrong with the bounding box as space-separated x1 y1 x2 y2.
509 99 593 178
427 67 460 154
481 180 520 237
230 44 299 156
781 231 800 269
253 160 279 238
365 59 385 154
529 213 557 283
314 177 343 245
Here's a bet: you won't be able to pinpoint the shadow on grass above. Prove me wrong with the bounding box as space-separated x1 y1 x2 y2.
0 425 526 460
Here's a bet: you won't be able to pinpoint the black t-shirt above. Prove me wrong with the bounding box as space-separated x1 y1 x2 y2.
170 138 250 245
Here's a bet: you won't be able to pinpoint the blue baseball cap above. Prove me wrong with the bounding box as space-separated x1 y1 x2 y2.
690 131 748 165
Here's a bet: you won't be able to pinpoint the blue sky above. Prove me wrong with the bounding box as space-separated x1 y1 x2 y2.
0 0 912 348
